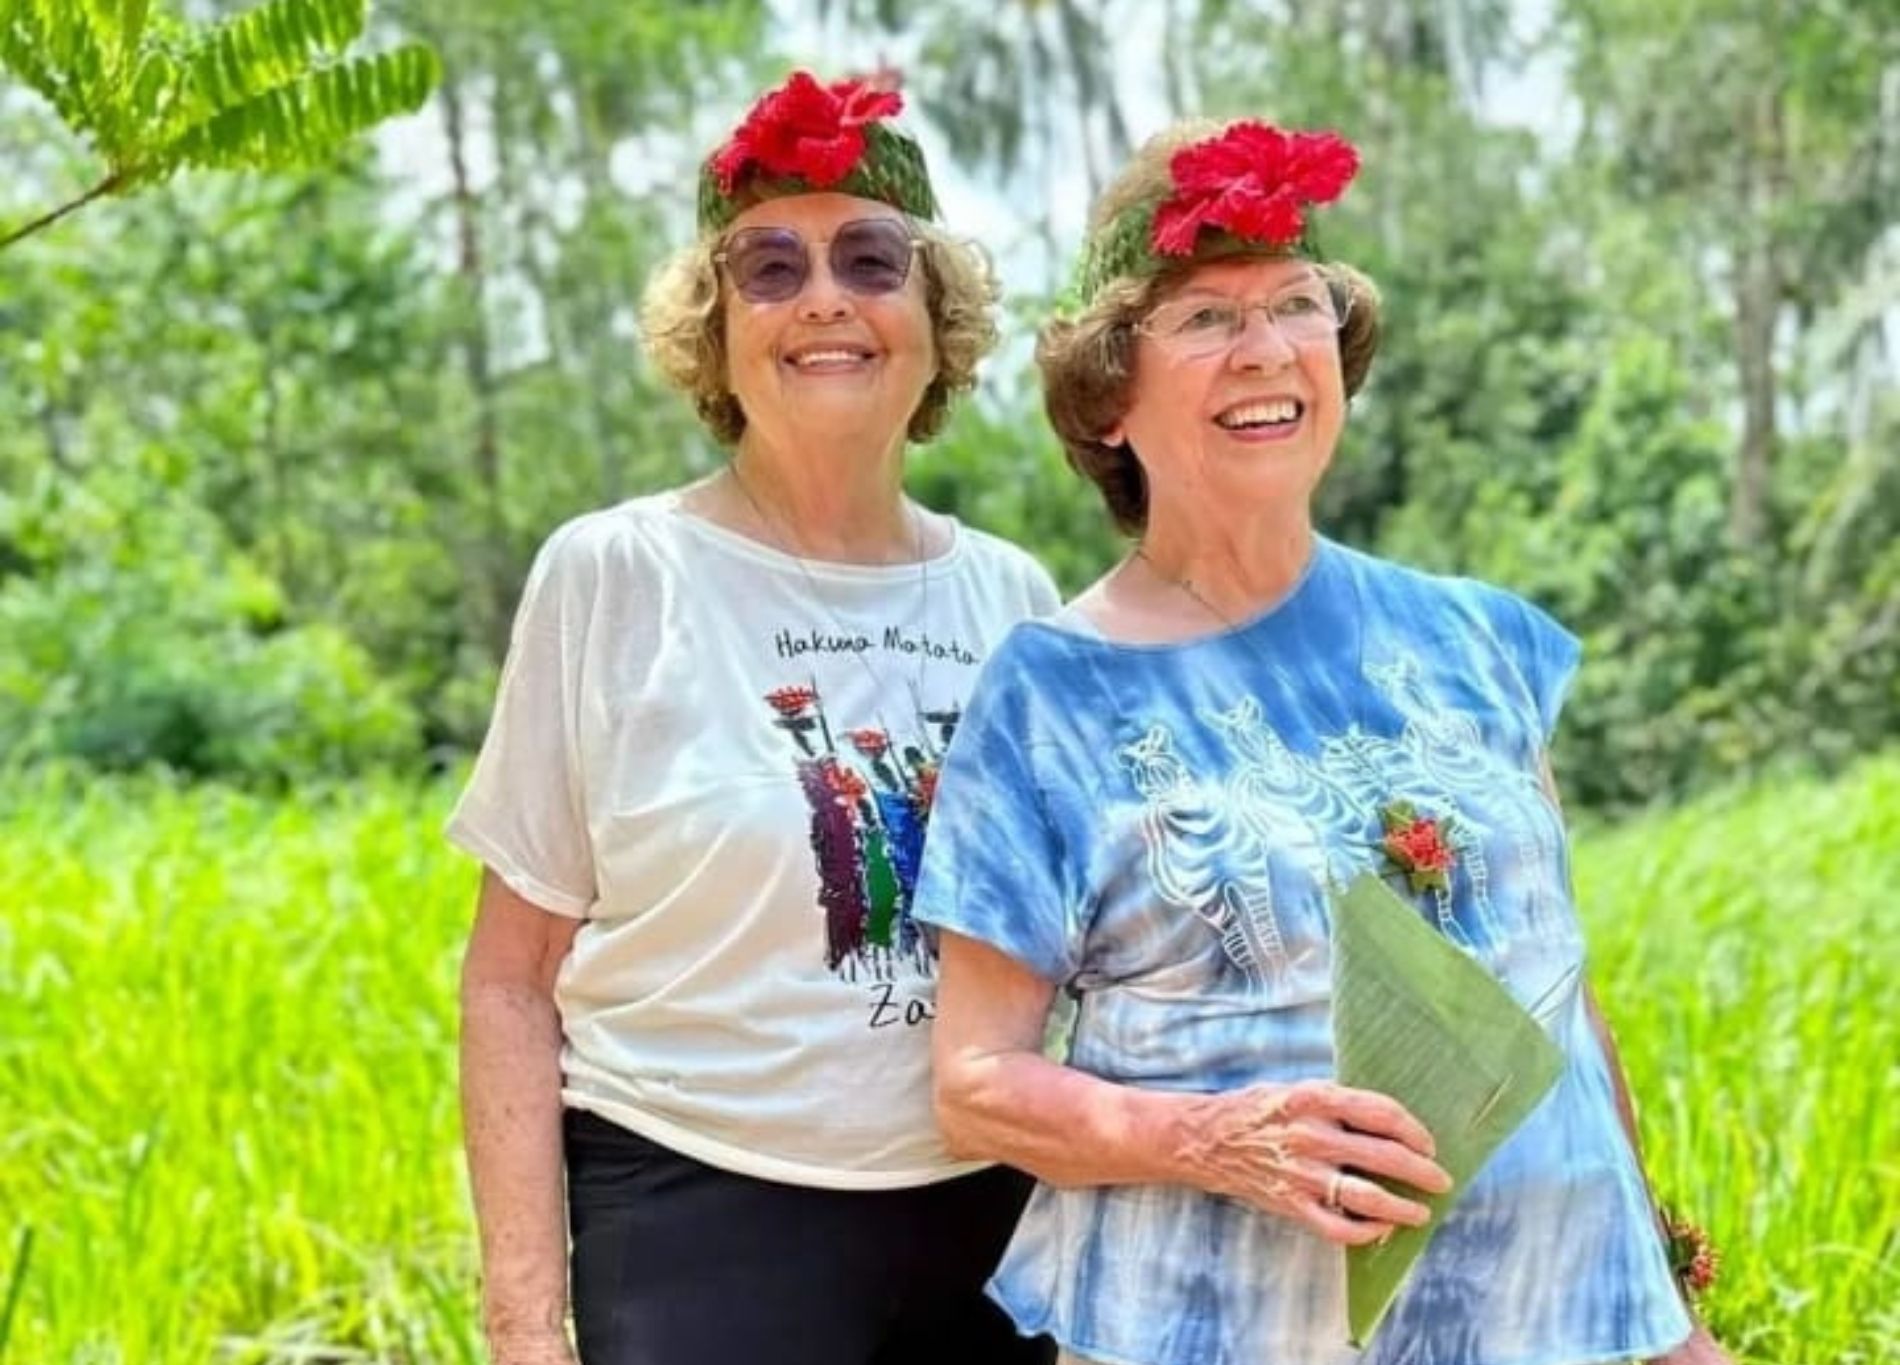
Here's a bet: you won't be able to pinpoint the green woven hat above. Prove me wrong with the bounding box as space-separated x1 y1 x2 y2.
1068 120 1360 310
697 70 939 234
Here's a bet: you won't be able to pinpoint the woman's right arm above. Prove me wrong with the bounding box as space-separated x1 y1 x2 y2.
461 870 582 1365
932 931 1453 1245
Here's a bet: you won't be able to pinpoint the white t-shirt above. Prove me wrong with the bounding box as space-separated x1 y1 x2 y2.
448 491 1061 1188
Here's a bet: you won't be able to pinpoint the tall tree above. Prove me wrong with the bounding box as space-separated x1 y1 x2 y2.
1562 0 1900 547
362 0 772 655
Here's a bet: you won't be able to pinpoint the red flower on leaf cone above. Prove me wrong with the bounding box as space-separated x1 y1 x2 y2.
709 71 904 193
1385 819 1453 873
1151 123 1360 257
765 685 818 717
1378 802 1457 894
848 728 889 757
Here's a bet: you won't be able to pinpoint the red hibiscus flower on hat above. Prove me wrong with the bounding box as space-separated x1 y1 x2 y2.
1151 122 1359 256
710 70 904 193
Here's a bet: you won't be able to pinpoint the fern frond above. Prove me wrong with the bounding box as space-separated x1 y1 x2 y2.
1 0 439 250
85 0 152 69
3 0 185 164
181 0 367 113
160 42 437 176
75 0 172 161
0 0 110 134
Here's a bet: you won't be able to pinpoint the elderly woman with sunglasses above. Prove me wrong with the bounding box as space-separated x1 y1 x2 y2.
448 71 1058 1365
912 121 1732 1365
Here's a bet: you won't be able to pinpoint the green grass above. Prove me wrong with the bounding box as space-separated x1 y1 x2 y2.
0 771 482 1364
1 757 1895 1363
1574 755 1900 1364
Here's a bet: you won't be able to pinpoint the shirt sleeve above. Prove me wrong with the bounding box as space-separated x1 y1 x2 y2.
1497 590 1583 744
444 521 600 918
912 634 1082 984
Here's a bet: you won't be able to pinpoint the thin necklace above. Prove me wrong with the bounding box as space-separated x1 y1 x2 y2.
1129 538 1362 677
726 460 934 722
1130 544 1278 634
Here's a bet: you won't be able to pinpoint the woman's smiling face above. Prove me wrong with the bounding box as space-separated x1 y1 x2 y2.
1110 255 1349 522
719 192 937 452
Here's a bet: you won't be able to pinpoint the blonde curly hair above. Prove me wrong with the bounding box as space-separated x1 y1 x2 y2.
641 216 1000 446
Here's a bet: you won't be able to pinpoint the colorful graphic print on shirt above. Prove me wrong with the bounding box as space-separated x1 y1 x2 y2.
764 683 960 982
1119 653 1569 988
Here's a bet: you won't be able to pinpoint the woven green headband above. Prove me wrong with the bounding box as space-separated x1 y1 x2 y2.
697 73 940 234
1062 212 1318 317
697 123 938 233
1071 202 1173 309
1064 121 1359 312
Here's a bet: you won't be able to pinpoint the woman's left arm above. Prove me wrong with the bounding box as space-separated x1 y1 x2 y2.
1582 987 1731 1364
1543 757 1734 1365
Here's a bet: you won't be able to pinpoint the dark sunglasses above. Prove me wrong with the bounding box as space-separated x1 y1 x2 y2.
714 217 923 304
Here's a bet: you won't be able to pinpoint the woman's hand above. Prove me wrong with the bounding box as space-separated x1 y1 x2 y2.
932 935 1447 1245
1178 1080 1453 1245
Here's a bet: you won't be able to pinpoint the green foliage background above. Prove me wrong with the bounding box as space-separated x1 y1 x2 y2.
6 0 1896 809
1 0 1895 807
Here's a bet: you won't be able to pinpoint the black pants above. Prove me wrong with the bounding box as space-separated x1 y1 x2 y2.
565 1109 1054 1365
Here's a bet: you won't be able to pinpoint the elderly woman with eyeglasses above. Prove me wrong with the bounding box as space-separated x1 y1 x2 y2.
912 121 1732 1365
448 70 1058 1365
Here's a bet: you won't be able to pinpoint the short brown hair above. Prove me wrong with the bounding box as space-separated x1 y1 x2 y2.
1038 121 1383 533
640 218 999 446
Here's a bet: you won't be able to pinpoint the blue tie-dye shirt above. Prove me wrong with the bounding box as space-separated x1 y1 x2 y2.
912 538 1691 1365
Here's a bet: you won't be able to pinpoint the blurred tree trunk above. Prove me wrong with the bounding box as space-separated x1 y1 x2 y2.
1564 0 1900 555
438 62 513 657
380 0 768 666
1729 78 1785 547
